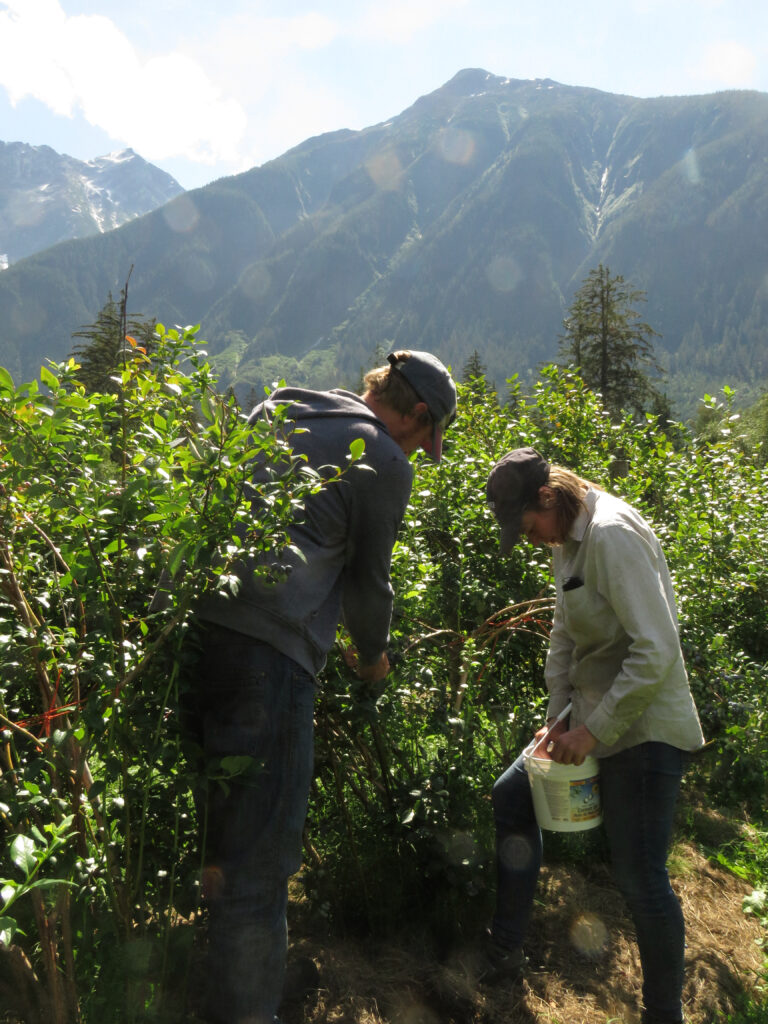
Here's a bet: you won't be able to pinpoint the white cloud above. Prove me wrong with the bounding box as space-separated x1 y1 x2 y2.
356 0 470 43
187 0 471 167
209 0 468 55
232 77 359 174
262 11 339 51
0 0 72 113
196 10 341 105
691 40 759 88
0 0 247 162
0 0 478 178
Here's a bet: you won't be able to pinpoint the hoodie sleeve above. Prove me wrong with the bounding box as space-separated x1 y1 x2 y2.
341 453 414 665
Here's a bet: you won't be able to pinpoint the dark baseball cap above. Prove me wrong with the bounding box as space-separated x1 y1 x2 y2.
486 448 550 551
388 351 457 461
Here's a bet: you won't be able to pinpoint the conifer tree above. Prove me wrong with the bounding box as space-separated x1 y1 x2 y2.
559 264 664 418
461 348 495 402
243 384 263 412
461 349 487 385
70 277 155 394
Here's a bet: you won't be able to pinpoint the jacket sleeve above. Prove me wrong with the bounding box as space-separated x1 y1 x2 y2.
544 588 575 720
341 454 413 666
583 522 684 746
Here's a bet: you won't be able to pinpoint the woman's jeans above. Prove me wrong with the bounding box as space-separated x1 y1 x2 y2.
492 741 686 1024
184 623 316 1024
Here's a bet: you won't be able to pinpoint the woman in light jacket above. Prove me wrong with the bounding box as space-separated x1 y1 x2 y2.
484 447 704 1024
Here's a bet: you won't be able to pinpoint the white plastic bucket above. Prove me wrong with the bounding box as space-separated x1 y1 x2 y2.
524 743 602 832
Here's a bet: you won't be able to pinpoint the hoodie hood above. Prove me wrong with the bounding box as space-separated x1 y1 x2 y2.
250 387 386 430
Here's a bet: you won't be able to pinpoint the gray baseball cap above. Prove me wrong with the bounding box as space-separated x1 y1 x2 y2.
388 351 457 461
486 448 550 551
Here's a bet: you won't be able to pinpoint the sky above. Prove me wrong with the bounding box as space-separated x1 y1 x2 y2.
0 0 766 191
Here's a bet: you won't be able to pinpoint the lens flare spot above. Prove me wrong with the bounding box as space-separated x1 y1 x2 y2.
391 997 439 1024
9 194 45 229
442 830 478 866
569 911 608 959
438 126 476 166
238 263 272 303
366 149 403 190
486 255 523 294
10 298 46 336
163 194 200 233
499 835 534 871
201 864 224 900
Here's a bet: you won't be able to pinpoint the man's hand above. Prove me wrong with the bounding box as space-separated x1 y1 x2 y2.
343 647 390 683
550 724 598 766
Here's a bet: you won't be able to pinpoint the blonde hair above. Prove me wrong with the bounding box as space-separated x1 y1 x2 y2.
363 350 429 424
533 465 602 540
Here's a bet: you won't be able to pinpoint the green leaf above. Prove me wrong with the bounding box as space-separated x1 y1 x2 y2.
10 835 37 876
40 365 59 389
0 366 15 393
168 541 190 576
0 916 18 946
200 390 214 421
349 437 366 462
215 755 258 780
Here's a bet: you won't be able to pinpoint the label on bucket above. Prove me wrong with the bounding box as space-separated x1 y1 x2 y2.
542 774 600 823
525 749 602 832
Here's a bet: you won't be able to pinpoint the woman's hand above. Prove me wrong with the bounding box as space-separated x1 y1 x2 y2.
531 718 568 759
550 723 598 766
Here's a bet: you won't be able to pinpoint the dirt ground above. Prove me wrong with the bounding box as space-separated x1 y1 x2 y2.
0 804 763 1024
282 823 766 1024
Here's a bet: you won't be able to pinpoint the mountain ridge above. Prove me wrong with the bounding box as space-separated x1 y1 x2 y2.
1 70 766 417
0 141 184 267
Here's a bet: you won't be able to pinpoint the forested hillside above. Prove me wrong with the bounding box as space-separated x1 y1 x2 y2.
1 70 767 417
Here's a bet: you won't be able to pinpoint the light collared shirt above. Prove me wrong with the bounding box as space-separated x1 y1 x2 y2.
545 488 705 757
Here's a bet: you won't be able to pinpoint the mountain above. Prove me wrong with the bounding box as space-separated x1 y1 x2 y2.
1 70 767 416
0 142 184 266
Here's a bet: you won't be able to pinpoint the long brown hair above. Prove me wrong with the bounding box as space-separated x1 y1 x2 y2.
531 465 602 540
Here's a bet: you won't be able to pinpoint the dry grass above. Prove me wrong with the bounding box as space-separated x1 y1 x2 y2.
4 803 761 1023
283 839 765 1024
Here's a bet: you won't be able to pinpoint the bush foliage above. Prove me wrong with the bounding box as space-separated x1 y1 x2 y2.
1 335 767 1020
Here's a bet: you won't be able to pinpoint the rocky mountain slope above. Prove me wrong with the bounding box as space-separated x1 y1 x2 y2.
0 142 184 266
1 71 767 415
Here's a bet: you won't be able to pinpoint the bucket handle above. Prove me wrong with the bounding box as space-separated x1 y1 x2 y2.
528 702 572 757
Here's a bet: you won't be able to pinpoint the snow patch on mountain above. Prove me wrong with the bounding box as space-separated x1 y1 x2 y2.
0 142 185 267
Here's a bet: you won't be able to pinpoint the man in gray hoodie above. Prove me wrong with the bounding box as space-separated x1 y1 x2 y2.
189 350 457 1024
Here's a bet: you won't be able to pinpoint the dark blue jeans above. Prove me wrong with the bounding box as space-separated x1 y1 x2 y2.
185 623 316 1024
492 741 686 1024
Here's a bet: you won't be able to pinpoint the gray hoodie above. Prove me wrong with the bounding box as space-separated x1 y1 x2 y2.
197 387 413 677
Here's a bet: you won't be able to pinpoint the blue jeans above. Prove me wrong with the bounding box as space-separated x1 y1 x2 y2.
185 623 316 1024
492 741 686 1024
